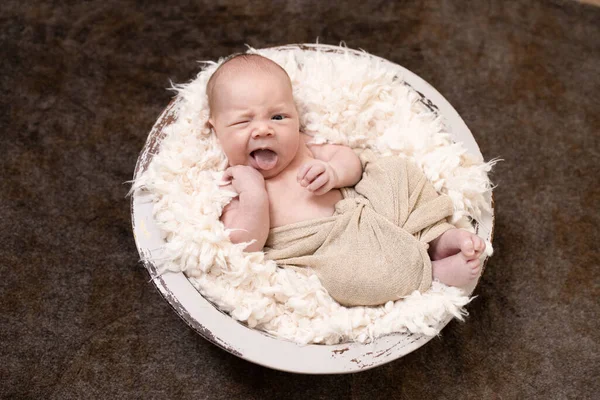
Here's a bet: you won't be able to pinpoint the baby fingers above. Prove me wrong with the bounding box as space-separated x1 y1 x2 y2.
297 163 311 182
307 173 330 193
298 164 325 187
305 164 326 181
219 169 234 185
298 162 325 178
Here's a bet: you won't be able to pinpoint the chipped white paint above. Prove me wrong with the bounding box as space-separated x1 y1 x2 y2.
131 44 494 374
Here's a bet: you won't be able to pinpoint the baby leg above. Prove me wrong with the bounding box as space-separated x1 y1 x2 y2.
428 228 485 261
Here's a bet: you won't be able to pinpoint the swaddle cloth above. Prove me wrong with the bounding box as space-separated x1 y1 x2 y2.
264 149 455 306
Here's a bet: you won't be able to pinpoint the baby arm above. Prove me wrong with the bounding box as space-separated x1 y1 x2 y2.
297 143 363 195
220 165 270 252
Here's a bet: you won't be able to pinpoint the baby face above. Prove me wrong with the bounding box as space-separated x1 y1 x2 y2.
209 67 300 179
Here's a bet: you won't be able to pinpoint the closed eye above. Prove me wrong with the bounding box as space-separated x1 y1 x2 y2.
230 120 249 127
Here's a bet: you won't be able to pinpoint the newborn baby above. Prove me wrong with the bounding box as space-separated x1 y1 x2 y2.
208 54 485 306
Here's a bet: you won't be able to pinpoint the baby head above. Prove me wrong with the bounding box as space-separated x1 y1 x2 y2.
207 54 300 179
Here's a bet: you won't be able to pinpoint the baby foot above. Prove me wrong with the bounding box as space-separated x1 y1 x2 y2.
432 252 482 288
428 228 486 261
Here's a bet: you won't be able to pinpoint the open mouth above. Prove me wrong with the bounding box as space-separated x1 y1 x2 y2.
250 148 278 171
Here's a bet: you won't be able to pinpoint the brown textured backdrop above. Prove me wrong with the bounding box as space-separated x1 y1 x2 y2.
1 0 599 398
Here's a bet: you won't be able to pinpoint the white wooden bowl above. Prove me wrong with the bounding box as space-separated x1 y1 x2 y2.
131 44 494 374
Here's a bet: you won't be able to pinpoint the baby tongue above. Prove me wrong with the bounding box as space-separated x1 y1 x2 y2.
253 149 278 170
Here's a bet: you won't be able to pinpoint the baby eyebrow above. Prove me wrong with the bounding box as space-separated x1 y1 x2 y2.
270 105 289 113
233 111 252 118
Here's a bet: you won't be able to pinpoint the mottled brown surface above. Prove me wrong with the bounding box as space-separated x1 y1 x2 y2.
1 0 599 398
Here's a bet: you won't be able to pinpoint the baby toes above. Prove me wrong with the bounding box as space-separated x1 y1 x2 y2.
474 235 486 256
463 234 486 259
461 238 476 258
468 258 481 277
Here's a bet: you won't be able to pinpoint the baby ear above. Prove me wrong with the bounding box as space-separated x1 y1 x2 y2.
208 118 218 135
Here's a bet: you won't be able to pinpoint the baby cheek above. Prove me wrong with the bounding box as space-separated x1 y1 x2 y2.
227 146 248 164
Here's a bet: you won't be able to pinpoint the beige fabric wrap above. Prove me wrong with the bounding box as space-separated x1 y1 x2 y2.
263 149 455 307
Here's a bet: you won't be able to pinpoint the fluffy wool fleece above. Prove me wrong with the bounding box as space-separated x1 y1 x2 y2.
132 46 495 345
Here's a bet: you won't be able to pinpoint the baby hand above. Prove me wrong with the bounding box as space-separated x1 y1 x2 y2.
297 159 338 195
222 165 267 198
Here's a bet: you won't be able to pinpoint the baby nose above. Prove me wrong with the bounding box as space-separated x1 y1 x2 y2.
251 122 274 138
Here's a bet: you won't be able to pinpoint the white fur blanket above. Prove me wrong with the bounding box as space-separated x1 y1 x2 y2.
132 45 495 345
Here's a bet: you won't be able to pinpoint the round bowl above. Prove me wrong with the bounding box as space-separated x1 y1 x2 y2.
131 44 494 374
